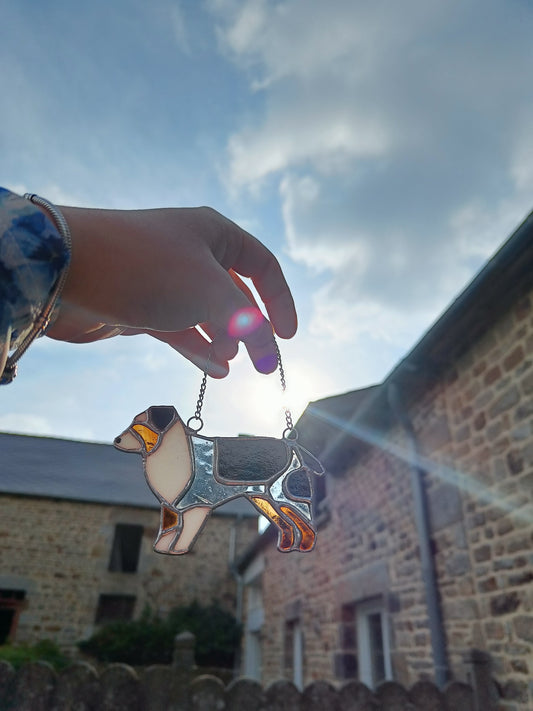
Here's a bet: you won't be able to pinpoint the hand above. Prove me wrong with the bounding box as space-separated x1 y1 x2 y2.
45 205 297 377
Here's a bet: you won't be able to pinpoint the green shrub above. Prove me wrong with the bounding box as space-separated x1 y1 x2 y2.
0 639 69 670
78 601 241 668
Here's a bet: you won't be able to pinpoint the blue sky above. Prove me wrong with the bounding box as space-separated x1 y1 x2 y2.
2 0 533 442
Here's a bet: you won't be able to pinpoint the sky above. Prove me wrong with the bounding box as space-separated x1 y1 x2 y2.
1 0 533 444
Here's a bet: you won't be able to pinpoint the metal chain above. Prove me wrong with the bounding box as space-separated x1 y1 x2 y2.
186 355 210 432
275 340 296 438
194 370 208 420
188 340 296 438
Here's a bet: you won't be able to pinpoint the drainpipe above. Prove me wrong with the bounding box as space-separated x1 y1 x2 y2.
387 382 450 688
229 516 244 676
229 516 244 623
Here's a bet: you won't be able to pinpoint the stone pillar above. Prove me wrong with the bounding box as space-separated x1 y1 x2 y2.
173 630 196 670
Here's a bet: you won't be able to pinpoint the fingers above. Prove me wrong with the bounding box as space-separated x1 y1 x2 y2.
227 228 298 340
148 328 232 379
205 268 279 374
227 269 280 372
229 269 259 307
198 323 239 363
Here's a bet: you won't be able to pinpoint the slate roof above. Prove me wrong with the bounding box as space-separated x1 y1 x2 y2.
0 431 255 517
294 386 380 474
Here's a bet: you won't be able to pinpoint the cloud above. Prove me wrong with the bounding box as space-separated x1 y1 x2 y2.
167 1 191 54
0 414 56 437
211 0 533 349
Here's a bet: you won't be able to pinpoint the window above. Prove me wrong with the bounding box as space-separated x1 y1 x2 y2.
356 598 392 688
243 576 263 681
337 597 392 688
284 618 304 690
0 589 25 644
95 594 136 624
336 603 358 680
243 557 264 681
108 524 143 573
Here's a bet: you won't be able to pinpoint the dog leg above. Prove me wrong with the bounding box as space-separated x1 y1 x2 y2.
280 505 316 552
169 507 211 554
248 495 295 551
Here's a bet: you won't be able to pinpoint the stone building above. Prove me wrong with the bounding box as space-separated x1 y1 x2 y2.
0 433 257 652
238 211 533 710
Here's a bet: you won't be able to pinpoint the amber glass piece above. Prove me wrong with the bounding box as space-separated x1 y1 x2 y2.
161 505 179 532
132 424 159 452
250 495 294 550
280 505 316 551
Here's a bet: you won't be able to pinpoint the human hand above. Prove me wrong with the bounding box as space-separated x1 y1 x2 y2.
45 206 297 377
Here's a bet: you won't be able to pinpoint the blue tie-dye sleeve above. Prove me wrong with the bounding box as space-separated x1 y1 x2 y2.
0 187 70 384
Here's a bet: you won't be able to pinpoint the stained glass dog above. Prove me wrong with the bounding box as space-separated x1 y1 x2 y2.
114 405 324 554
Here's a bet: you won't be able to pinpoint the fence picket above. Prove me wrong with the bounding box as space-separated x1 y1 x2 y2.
10 661 56 711
51 662 101 711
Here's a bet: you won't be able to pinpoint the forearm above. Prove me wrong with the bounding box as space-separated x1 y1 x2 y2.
52 205 212 336
1 189 296 379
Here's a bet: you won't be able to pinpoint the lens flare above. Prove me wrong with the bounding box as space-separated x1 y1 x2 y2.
228 307 263 338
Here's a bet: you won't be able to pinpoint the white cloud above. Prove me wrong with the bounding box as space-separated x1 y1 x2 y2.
0 414 56 437
210 0 533 355
280 174 371 274
167 1 191 54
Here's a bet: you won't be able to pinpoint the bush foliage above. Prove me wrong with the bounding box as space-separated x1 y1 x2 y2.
0 639 69 670
78 601 241 668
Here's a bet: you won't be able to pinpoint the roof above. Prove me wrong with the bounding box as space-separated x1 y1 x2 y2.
295 386 380 473
0 432 256 517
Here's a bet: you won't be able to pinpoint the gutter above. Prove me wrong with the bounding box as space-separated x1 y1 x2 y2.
388 382 450 688
229 515 245 676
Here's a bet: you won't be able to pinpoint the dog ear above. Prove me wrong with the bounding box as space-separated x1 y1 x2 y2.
148 406 177 431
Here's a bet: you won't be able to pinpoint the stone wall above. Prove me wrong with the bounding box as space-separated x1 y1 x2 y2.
251 287 533 709
0 495 256 651
416 289 533 707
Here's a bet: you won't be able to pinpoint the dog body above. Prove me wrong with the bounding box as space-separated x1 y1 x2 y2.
114 405 324 554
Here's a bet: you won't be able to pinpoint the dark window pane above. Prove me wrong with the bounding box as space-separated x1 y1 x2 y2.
339 623 356 649
0 589 25 600
95 594 136 624
334 652 358 679
0 610 15 645
0 589 26 644
368 612 385 684
109 524 143 573
284 620 295 674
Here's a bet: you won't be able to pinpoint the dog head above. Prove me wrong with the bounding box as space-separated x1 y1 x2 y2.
114 405 178 455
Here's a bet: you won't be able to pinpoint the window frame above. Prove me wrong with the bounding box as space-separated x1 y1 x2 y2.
356 597 392 688
242 557 264 682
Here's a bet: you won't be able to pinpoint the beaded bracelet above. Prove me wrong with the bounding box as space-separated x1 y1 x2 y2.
0 194 72 384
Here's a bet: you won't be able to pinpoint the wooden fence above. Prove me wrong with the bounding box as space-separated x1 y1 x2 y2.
0 659 492 711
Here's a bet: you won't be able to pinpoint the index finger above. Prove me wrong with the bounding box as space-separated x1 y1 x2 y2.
229 232 298 339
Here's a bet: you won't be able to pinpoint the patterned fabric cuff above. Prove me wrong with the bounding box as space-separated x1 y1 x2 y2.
0 187 70 383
